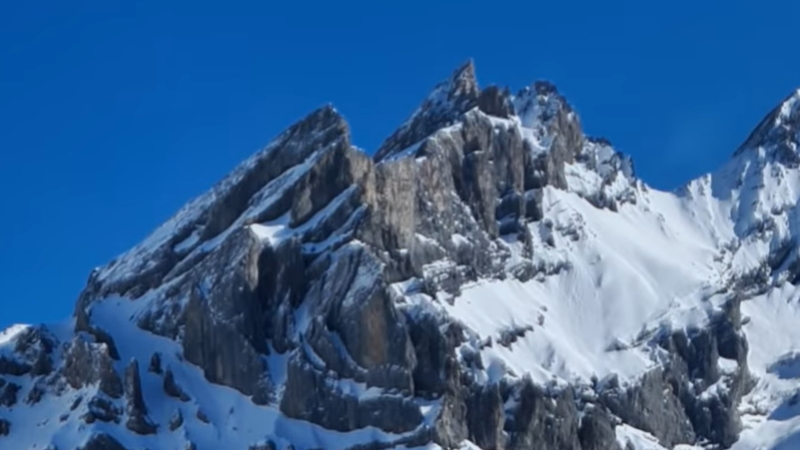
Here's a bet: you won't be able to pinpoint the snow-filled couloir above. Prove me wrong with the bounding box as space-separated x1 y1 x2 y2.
4 61 800 450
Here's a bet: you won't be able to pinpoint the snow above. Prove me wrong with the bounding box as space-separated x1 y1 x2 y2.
0 324 28 346
434 183 726 385
0 294 433 450
248 185 359 248
616 424 703 450
173 230 201 254
389 105 800 448
383 139 425 163
93 113 345 295
13 73 800 450
375 91 800 447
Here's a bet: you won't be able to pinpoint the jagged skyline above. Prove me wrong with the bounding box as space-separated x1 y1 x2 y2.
4 53 800 448
5 2 800 332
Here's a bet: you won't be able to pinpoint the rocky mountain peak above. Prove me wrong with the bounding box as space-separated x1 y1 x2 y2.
448 59 479 98
82 102 351 301
513 80 574 128
734 88 800 166
9 61 800 450
374 60 480 161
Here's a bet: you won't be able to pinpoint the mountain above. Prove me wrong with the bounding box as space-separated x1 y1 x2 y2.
3 61 800 450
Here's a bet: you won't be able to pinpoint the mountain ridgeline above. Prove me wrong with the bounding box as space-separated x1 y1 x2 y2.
3 61 800 450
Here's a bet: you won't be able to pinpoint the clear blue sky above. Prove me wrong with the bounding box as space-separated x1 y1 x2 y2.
2 1 800 330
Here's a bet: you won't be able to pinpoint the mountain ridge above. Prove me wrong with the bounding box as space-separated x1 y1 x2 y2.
2 61 800 450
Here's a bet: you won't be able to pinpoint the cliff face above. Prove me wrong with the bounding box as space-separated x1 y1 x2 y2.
4 62 800 450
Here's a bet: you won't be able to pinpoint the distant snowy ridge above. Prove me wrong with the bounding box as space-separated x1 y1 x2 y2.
2 60 800 450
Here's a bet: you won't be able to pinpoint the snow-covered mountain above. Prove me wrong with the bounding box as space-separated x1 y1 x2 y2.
4 61 800 450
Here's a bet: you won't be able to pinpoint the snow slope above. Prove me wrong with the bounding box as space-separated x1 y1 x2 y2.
5 65 800 450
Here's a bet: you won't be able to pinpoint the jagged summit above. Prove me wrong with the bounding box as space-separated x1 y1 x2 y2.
89 103 351 299
734 88 800 167
5 61 800 450
374 59 480 161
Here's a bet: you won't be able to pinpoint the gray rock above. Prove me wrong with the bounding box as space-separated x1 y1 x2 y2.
12 326 56 376
667 296 752 448
601 366 695 447
289 139 371 228
82 396 122 424
320 245 416 392
579 405 622 450
505 378 582 450
70 395 83 410
406 312 464 397
477 85 514 119
600 295 752 449
26 385 44 405
163 367 190 401
73 104 351 303
77 433 129 450
466 383 505 450
0 357 30 376
375 60 480 161
280 350 423 433
62 334 123 399
431 384 469 449
169 409 183 431
124 359 156 435
196 408 210 424
0 382 19 407
57 60 751 450
179 229 272 398
148 352 162 374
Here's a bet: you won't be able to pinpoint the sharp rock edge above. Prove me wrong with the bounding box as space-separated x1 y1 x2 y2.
4 61 800 450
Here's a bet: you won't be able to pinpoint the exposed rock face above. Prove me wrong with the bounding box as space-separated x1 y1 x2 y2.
169 409 183 431
504 380 582 450
123 359 156 435
0 357 29 376
599 296 752 449
578 406 621 450
465 384 504 449
0 326 55 376
27 385 44 404
82 396 122 424
374 60 480 161
78 433 128 450
59 62 737 450
279 350 423 433
601 367 695 447
163 367 190 401
6 60 790 450
0 382 19 407
735 88 800 167
62 334 123 399
148 352 162 374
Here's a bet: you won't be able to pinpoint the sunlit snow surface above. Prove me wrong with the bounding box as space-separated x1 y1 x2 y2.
399 131 800 448
396 183 727 388
0 296 435 450
8 95 800 449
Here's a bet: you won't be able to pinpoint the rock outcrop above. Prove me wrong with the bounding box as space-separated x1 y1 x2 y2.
62 334 123 399
77 433 129 450
57 61 739 450
6 60 792 450
123 359 156 435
